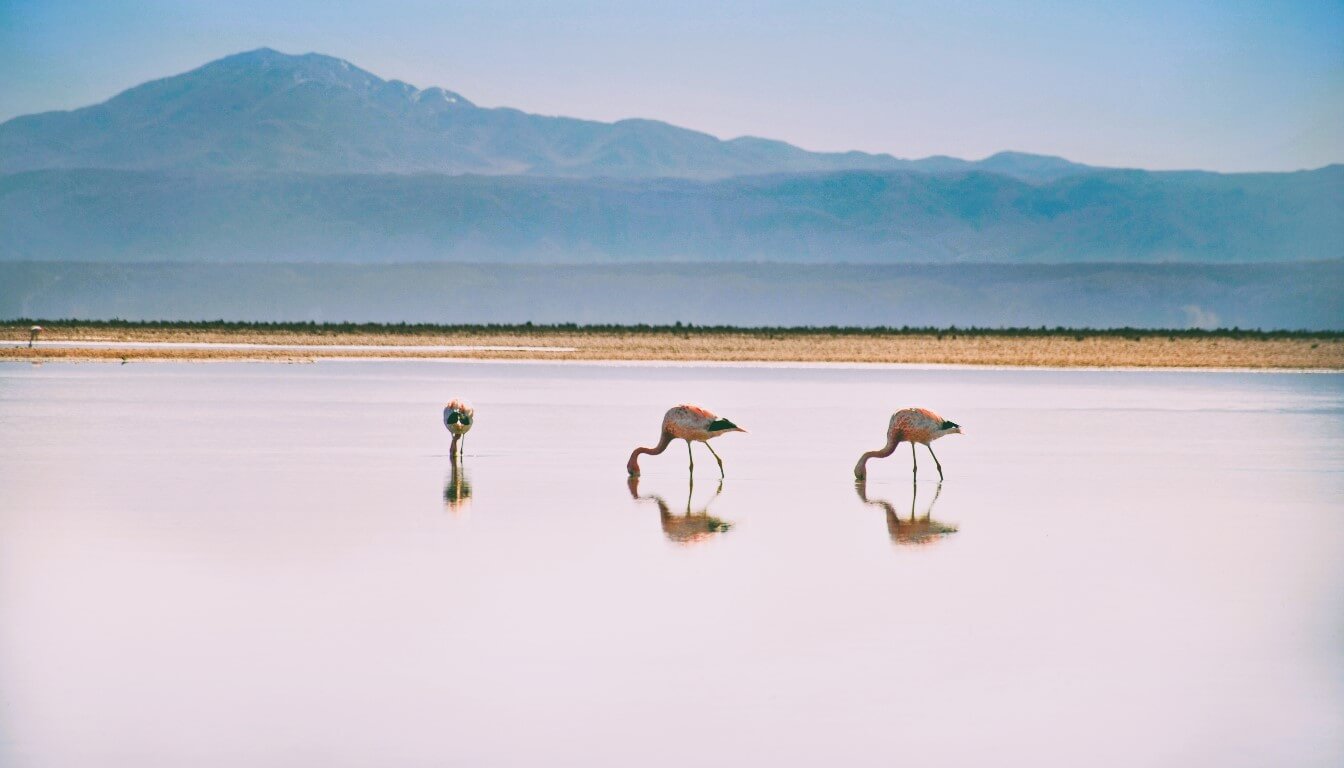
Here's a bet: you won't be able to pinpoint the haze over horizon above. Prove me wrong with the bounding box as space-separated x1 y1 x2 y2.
3 0 1341 173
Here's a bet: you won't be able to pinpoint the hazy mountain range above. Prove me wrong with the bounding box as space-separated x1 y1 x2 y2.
0 49 1339 327
1 47 1339 265
3 165 1340 263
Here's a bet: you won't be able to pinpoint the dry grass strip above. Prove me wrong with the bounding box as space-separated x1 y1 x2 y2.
4 324 1341 369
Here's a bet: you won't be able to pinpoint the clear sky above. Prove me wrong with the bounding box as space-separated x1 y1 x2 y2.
1 0 1340 171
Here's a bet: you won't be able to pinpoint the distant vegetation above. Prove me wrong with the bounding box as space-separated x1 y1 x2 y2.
3 262 1339 330
6 319 1339 340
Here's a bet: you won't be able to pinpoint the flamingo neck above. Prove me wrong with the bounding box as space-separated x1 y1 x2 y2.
627 430 674 476
854 432 901 479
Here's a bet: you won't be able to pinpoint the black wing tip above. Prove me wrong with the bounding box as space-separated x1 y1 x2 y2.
707 418 738 432
940 420 959 429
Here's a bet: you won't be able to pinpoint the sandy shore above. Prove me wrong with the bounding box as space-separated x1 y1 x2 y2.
4 324 1341 369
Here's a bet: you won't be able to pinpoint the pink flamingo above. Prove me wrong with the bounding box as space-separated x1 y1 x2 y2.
627 404 746 478
854 407 963 481
442 399 474 458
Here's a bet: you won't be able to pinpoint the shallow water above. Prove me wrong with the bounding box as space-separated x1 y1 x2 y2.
1 361 1341 767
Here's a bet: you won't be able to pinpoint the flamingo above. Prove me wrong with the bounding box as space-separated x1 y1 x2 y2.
627 404 746 478
28 325 42 348
442 399 474 457
854 407 962 481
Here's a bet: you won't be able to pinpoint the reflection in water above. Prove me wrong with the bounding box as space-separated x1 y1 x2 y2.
855 478 958 547
442 459 472 513
627 475 733 545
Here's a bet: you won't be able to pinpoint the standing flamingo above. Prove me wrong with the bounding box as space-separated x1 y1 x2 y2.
442 399 474 458
627 404 746 478
854 407 962 480
28 325 42 348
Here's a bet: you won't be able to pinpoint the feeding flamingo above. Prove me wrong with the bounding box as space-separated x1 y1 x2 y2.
442 399 474 457
627 404 746 478
28 325 42 348
854 407 962 481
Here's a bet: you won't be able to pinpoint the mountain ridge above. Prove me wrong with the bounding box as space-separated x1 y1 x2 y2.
1 47 1099 181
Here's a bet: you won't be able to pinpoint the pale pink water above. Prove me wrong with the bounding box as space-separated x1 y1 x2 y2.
1 361 1341 766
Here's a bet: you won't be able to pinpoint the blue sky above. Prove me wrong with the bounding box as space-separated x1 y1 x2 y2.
1 0 1340 171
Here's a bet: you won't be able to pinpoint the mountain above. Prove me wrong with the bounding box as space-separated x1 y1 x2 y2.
0 48 1093 181
1 48 1340 329
2 166 1339 263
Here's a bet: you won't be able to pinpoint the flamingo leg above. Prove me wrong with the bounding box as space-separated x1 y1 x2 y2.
910 442 918 476
687 439 695 473
926 444 944 481
705 441 726 478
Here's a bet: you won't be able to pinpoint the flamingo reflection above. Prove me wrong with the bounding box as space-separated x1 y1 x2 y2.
442 459 472 513
855 478 957 547
627 475 733 545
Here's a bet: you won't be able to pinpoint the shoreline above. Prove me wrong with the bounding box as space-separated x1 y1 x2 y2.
6 355 1341 375
4 324 1341 370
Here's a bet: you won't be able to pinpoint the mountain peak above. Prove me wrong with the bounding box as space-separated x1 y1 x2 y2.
190 47 384 92
976 150 1093 180
214 47 354 69
220 46 286 60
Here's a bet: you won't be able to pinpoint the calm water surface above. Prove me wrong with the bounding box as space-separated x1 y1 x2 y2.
1 361 1341 767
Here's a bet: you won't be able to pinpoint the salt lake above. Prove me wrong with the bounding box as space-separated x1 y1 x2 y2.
1 360 1340 767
